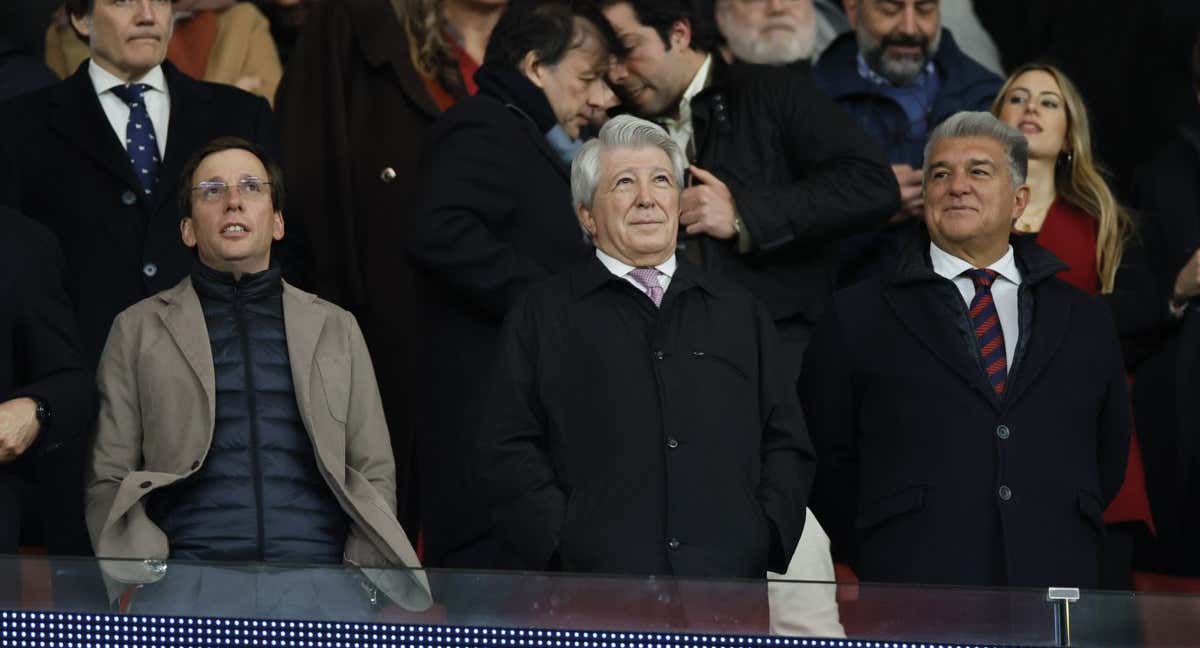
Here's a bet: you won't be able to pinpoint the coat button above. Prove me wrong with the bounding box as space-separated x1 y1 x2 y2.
139 481 152 489
121 190 137 205
142 262 158 278
998 485 1012 501
654 350 664 360
667 538 680 550
666 437 679 449
996 425 1010 440
380 167 397 183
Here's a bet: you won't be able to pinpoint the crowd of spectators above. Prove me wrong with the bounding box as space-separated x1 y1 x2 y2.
3 0 1200 615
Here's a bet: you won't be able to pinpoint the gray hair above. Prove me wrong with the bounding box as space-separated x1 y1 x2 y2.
923 111 1028 188
571 115 688 210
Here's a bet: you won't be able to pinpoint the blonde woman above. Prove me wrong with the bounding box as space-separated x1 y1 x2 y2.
992 62 1132 295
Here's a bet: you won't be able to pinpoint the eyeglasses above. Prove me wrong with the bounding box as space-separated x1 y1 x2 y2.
191 177 271 203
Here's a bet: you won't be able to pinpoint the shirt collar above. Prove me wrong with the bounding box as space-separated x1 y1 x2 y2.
89 60 168 97
855 52 935 88
660 54 713 129
595 247 677 279
929 241 1021 285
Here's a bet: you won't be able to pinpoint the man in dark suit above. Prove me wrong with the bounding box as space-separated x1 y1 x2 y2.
0 0 284 559
405 0 619 568
0 0 285 372
0 207 94 603
801 111 1130 588
599 0 899 374
480 114 813 577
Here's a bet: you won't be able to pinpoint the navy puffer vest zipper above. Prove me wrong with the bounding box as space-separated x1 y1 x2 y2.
148 261 349 564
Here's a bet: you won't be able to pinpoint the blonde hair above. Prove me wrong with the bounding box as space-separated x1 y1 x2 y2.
391 0 467 98
991 62 1132 294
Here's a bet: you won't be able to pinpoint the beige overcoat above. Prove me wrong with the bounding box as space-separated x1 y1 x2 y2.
87 277 430 610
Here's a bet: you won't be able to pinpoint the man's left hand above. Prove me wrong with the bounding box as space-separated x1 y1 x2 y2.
681 165 738 240
0 398 40 463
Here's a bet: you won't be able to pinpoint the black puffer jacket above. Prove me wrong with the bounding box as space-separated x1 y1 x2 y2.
149 261 349 563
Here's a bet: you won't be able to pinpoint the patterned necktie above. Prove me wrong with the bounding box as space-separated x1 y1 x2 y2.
627 267 665 307
110 83 160 195
965 268 1007 396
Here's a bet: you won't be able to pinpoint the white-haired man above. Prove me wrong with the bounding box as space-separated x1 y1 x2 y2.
715 0 818 65
478 115 814 579
801 111 1130 588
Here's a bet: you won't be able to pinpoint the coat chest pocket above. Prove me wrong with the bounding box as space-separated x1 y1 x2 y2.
316 354 351 423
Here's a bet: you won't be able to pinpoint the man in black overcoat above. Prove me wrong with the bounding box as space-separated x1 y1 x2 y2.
801 111 1130 588
0 207 94 602
406 0 621 568
599 0 899 373
0 0 289 560
479 115 814 578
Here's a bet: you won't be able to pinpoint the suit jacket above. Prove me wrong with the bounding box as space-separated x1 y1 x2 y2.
405 76 590 566
45 4 282 105
0 207 94 554
87 277 430 610
687 58 899 332
0 60 286 370
275 0 448 531
801 227 1130 588
479 257 814 578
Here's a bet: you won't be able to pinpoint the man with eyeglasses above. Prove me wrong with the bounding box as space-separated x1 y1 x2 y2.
85 137 430 616
0 0 290 566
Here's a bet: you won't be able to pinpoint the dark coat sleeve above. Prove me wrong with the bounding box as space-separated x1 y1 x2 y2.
274 1 362 305
7 214 94 456
477 294 566 568
1093 301 1133 505
734 69 900 254
798 302 859 562
754 301 816 572
407 116 549 320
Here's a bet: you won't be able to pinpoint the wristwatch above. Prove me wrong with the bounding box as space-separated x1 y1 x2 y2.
32 397 50 430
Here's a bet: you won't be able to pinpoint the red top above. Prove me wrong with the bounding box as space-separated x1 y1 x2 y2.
1035 197 1101 294
421 36 480 113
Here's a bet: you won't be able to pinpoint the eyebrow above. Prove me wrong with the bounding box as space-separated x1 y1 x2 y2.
928 159 997 171
1009 86 1064 100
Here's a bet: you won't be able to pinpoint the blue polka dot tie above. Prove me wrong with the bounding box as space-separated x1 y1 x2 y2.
110 83 159 196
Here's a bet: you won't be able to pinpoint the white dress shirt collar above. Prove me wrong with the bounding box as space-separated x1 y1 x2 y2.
88 61 168 97
929 242 1020 286
596 248 677 295
659 54 713 154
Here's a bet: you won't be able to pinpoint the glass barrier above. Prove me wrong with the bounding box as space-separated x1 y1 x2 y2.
5 554 1193 648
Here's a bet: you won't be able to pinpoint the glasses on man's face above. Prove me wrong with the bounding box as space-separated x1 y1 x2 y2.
192 177 270 203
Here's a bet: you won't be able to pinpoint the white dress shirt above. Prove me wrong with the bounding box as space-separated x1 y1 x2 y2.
596 248 676 297
89 61 170 158
659 54 712 157
929 242 1022 368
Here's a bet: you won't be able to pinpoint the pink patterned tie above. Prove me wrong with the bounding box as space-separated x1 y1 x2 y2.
627 267 664 307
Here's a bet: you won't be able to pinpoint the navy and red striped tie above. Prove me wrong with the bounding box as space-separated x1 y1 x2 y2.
965 269 1007 396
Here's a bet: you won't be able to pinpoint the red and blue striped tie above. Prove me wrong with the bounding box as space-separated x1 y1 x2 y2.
965 269 1007 396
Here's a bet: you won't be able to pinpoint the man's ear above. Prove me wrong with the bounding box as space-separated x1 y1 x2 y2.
1011 184 1031 223
69 12 92 40
272 211 285 242
843 0 860 30
576 203 597 237
519 51 546 89
668 17 692 51
180 217 197 248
